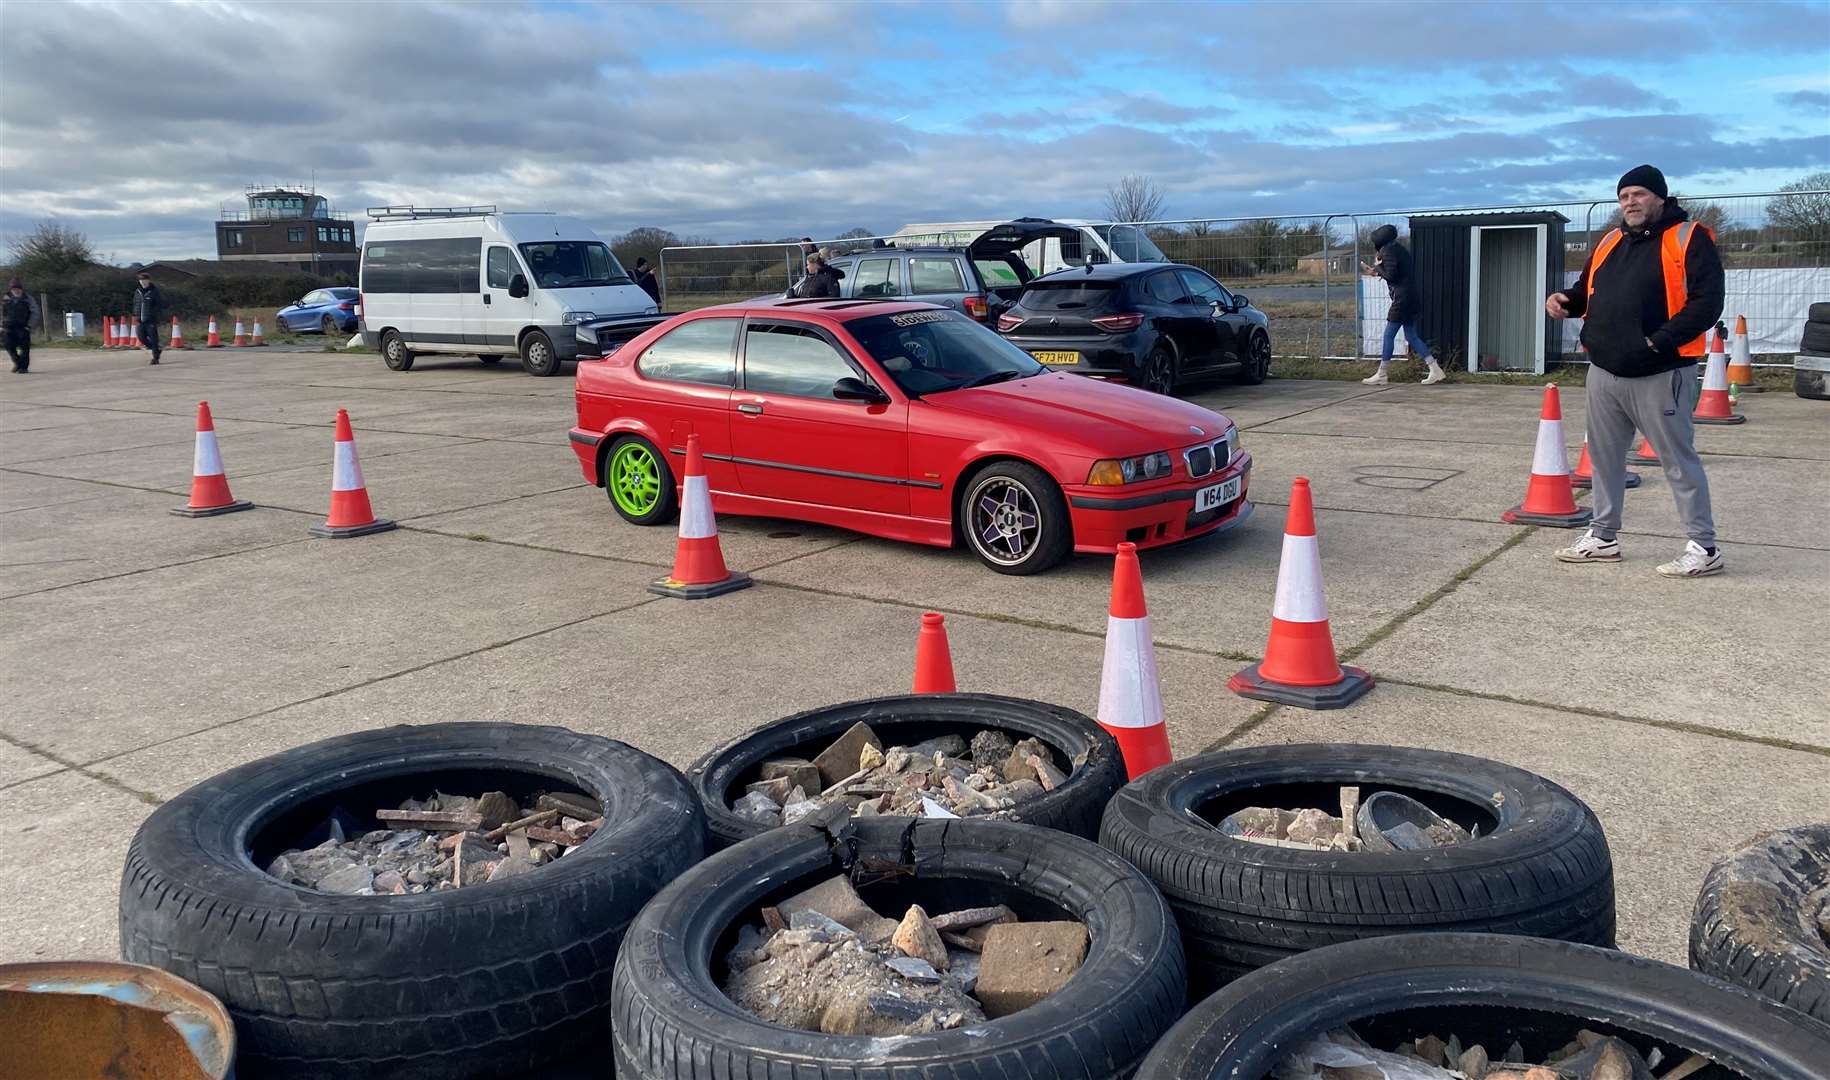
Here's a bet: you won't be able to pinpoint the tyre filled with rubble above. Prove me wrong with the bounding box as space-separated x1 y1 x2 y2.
119 723 705 1079
1689 822 1830 1023
1135 932 1830 1080
689 693 1127 849
611 814 1186 1080
1098 744 1615 993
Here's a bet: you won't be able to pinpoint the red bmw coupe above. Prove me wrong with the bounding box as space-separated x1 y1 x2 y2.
569 299 1253 574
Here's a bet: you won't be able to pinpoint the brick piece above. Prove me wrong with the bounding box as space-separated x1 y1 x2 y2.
975 921 1088 1017
929 905 1016 932
776 875 897 943
475 791 519 831
759 758 822 793
524 825 581 846
374 809 482 831
891 905 949 970
538 792 602 819
812 723 883 787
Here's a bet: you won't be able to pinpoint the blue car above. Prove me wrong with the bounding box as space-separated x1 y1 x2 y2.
277 287 361 334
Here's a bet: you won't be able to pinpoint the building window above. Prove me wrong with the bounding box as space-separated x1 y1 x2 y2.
289 227 305 243
318 227 329 242
227 230 243 248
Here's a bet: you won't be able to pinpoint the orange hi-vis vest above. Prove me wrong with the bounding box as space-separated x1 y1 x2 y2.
1586 220 1715 357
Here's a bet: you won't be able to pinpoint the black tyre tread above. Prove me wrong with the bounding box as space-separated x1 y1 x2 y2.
1688 824 1830 1024
1800 320 1830 354
688 693 1127 851
118 723 704 1079
610 817 1186 1080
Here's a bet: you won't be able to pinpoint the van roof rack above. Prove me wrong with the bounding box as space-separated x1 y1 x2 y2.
366 205 500 220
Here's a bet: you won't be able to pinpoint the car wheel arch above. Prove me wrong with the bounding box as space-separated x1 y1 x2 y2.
593 419 669 487
950 452 1069 545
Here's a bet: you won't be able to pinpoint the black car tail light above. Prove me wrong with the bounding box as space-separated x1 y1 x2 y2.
1090 313 1144 332
996 313 1024 332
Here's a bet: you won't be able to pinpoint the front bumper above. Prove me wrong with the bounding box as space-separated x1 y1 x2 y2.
1065 451 1254 553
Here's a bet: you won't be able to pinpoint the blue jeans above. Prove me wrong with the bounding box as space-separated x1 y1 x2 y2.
1380 319 1432 365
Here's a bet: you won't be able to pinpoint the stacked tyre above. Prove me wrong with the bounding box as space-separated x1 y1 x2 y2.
1797 301 1830 400
1099 745 1615 994
1689 823 1830 1024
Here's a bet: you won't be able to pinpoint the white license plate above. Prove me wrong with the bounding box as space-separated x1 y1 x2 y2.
1195 476 1241 513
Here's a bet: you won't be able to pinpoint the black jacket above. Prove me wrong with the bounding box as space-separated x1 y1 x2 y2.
1370 225 1417 324
1563 201 1724 379
132 283 164 322
2 293 36 331
789 264 843 299
633 268 661 303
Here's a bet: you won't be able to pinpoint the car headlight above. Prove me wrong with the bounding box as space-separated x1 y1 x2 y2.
1225 426 1240 462
1087 451 1173 485
561 312 597 325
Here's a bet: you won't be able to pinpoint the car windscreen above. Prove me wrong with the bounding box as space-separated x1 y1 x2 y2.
1018 281 1118 311
516 241 632 289
846 310 1044 397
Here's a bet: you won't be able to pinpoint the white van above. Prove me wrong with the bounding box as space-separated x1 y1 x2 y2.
359 207 659 376
890 217 1171 276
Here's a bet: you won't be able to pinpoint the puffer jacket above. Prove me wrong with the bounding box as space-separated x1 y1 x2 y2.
1370 224 1418 324
132 283 164 322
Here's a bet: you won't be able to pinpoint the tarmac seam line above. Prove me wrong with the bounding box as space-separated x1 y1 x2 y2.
1239 386 1393 430
0 732 166 807
1338 525 1537 663
0 536 316 603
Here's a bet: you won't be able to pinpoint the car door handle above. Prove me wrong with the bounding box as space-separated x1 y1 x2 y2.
737 403 764 415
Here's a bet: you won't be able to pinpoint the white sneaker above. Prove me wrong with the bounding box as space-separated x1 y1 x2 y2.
1657 540 1724 577
1555 531 1621 563
1420 365 1446 385
1361 371 1389 385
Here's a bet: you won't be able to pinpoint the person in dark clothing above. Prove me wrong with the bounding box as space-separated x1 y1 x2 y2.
1361 224 1445 385
631 258 662 303
1548 163 1725 577
132 270 164 364
788 253 843 299
3 278 38 374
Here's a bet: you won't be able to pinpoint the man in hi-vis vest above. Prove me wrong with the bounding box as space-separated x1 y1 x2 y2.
1547 164 1725 577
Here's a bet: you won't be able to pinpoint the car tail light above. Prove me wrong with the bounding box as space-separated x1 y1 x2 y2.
338 302 355 311
1090 313 1144 333
996 313 1024 332
964 296 988 320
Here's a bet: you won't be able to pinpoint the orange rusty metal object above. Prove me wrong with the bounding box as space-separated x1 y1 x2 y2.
0 960 236 1079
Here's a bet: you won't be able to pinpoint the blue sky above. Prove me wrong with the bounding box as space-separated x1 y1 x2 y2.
3 0 1826 260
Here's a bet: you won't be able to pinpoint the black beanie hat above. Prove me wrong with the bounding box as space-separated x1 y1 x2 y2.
1618 164 1668 199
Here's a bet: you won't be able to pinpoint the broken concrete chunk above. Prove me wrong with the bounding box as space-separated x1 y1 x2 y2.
1001 737 1050 783
883 747 914 773
504 828 532 861
732 791 784 825
1414 1035 1447 1068
373 809 483 832
759 758 823 793
859 743 886 771
474 791 518 831
777 876 899 944
1218 806 1299 839
536 792 602 819
746 777 791 804
1287 807 1344 847
970 729 1016 765
920 796 958 818
788 909 855 939
487 855 538 882
1026 753 1067 791
909 734 967 758
782 798 823 825
945 949 981 994
1460 1044 1490 1080
726 924 768 972
885 956 942 983
975 921 1089 1018
929 905 1017 933
812 722 883 787
892 905 950 970
317 864 374 895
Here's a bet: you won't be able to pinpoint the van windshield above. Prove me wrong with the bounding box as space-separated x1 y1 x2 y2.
1088 224 1169 263
516 241 632 289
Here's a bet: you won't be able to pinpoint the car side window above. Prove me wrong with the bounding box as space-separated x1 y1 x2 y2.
487 246 517 289
1177 268 1228 306
743 324 862 398
1144 271 1188 305
853 259 902 298
637 317 739 387
909 258 966 294
302 290 326 305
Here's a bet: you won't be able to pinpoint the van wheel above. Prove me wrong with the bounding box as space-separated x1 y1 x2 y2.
380 330 414 372
521 331 560 376
478 355 503 366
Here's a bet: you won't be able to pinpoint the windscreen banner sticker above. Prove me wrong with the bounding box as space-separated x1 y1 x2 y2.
890 311 950 327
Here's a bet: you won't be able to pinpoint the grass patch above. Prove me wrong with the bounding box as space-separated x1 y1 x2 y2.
465 533 492 542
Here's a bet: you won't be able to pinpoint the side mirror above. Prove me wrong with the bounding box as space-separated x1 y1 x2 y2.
833 376 888 404
508 274 529 299
1229 293 1249 310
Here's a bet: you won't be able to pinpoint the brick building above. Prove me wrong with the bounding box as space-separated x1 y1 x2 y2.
215 187 359 275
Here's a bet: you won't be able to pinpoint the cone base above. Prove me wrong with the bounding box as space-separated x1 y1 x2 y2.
648 570 752 599
310 517 398 538
1502 504 1592 528
1693 414 1746 425
1729 384 1765 393
1228 662 1374 710
1570 473 1641 490
1628 453 1660 465
171 499 253 518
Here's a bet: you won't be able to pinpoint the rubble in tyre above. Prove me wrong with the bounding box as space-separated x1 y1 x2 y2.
1216 786 1474 852
728 721 1066 826
1277 1027 1712 1080
722 874 1086 1036
266 789 603 894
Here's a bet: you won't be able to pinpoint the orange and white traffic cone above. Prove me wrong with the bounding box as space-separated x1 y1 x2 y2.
1628 433 1660 466
1570 435 1640 491
1694 328 1745 425
1229 478 1374 709
1727 315 1761 392
308 409 397 538
1097 542 1172 777
171 401 253 517
648 433 751 598
129 317 141 350
250 319 265 347
108 316 121 348
206 315 222 348
100 316 114 348
1502 384 1590 527
912 611 957 693
169 317 186 350
231 319 247 347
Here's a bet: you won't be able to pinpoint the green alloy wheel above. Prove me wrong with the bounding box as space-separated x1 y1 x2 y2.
605 437 677 525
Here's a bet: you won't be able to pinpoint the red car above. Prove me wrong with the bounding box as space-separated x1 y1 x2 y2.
569 299 1253 574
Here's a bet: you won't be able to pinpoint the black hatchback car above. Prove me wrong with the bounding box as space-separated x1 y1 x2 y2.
996 263 1271 394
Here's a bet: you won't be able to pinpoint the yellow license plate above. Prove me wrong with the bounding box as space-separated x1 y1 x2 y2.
1031 351 1080 365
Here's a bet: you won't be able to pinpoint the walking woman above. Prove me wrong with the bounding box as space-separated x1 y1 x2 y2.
1362 224 1446 385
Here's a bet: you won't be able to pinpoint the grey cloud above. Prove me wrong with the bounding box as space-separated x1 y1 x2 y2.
1780 89 1830 110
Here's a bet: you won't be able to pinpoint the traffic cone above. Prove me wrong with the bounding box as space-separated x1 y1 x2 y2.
171 401 253 517
1502 384 1590 527
250 319 265 347
1229 478 1374 709
648 433 751 598
308 409 397 538
110 316 123 348
232 319 247 347
912 611 957 693
206 315 222 348
169 317 186 350
130 317 141 350
1570 435 1641 490
1629 433 1660 466
1097 542 1172 778
1727 315 1761 391
1694 328 1745 425
100 316 113 348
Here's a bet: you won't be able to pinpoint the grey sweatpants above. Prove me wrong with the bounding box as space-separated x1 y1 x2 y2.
1586 363 1714 547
